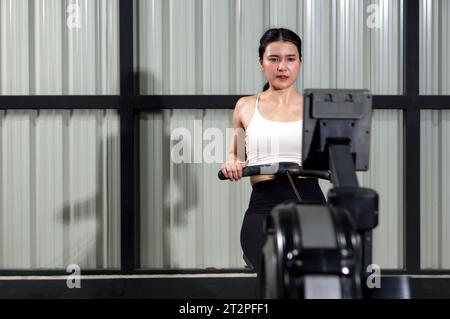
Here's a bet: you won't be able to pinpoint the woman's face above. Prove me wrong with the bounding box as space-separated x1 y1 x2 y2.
260 41 301 90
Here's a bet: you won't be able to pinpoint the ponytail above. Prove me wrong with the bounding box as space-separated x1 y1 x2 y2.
263 82 270 91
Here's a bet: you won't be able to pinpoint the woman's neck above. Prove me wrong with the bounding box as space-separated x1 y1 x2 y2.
262 86 299 105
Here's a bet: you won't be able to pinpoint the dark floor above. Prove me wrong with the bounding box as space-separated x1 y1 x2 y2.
0 274 450 299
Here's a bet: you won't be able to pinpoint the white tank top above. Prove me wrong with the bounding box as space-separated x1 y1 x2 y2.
245 95 303 166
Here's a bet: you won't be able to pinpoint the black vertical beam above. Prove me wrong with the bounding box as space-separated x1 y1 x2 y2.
120 0 138 273
404 0 420 273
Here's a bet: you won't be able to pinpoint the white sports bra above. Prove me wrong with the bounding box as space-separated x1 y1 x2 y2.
245 95 303 166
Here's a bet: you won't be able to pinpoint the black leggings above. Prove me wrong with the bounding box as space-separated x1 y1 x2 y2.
240 175 326 275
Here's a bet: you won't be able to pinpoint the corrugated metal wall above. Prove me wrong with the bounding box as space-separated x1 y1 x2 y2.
420 0 450 95
0 0 120 269
420 0 450 269
421 111 450 269
137 0 403 95
7 0 444 271
137 0 404 269
0 109 120 269
0 0 119 95
361 110 404 268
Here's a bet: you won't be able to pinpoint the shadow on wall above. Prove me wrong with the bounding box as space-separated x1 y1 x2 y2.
165 162 200 268
166 163 199 226
57 192 106 269
54 129 120 270
163 110 200 268
137 98 200 268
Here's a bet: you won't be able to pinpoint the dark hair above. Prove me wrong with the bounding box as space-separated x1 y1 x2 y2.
259 28 302 91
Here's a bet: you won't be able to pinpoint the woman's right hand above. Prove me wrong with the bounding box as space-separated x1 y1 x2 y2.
220 159 248 181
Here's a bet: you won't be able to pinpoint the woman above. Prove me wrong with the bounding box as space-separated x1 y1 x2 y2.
220 28 326 275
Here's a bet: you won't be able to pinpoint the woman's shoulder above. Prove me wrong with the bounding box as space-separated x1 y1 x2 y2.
236 95 258 108
234 95 258 115
234 95 258 128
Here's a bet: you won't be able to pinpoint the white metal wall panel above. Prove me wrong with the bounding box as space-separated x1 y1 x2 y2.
139 111 168 267
0 0 30 94
421 111 450 269
420 0 450 269
0 111 32 268
0 110 120 269
33 0 63 94
301 0 333 88
203 0 231 93
237 0 267 94
365 0 404 94
35 111 64 267
138 0 403 95
0 0 119 95
420 0 450 95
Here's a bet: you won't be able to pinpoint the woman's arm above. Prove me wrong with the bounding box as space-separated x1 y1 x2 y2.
220 97 248 181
